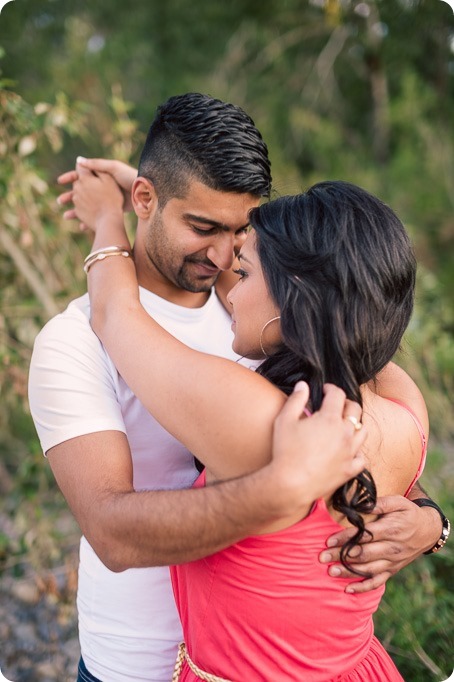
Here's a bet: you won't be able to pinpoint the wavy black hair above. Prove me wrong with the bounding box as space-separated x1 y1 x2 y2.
138 93 271 206
251 181 416 574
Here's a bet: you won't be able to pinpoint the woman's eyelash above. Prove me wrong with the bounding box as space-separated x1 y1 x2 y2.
232 268 248 279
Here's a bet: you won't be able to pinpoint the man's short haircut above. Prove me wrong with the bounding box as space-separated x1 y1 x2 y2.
138 93 271 205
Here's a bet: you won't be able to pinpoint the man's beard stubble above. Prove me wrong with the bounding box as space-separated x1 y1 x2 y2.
144 212 219 294
176 255 220 293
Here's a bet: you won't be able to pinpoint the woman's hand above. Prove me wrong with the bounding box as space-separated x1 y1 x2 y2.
270 382 367 508
57 158 137 221
72 165 127 240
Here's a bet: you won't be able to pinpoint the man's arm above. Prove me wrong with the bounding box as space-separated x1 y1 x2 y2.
47 429 295 571
28 308 287 572
47 383 366 572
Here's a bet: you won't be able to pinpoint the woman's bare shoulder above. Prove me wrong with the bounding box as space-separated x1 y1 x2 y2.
362 385 428 497
372 362 429 435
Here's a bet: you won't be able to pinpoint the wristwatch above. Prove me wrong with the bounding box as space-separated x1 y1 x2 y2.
412 498 451 554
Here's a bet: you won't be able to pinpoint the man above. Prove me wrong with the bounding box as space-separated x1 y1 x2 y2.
29 94 446 682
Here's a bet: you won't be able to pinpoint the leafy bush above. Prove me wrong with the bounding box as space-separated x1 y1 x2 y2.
0 84 141 578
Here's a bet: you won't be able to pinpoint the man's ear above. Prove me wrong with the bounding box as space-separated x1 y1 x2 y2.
132 177 158 218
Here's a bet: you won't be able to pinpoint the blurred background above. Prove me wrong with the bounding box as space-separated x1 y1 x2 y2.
0 0 452 680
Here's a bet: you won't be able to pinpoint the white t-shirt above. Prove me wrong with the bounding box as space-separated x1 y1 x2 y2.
28 287 242 682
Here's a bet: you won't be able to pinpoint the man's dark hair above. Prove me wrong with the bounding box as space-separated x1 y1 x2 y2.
138 93 271 205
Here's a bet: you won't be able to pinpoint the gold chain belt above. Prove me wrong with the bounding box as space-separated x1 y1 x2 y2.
172 642 233 682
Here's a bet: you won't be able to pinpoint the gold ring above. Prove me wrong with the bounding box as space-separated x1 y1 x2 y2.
346 415 363 431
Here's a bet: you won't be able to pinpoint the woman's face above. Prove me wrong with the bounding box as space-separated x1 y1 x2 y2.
227 230 282 360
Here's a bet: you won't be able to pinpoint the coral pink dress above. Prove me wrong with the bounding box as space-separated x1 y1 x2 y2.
171 401 426 681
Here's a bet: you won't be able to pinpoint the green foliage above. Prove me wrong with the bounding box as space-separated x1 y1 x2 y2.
0 0 452 678
0 83 141 493
376 556 454 681
0 87 84 465
376 430 454 680
376 466 454 681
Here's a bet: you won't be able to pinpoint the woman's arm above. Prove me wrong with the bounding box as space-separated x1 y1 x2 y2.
73 167 290 480
94 286 285 481
72 168 366 499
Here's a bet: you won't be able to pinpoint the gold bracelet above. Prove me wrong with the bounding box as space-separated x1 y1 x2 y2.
84 246 132 274
83 245 131 264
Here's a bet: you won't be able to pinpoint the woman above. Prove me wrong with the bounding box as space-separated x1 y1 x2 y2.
73 174 427 681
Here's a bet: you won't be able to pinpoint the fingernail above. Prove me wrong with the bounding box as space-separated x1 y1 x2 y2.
345 586 355 594
326 538 338 548
329 566 341 577
294 381 308 392
76 156 87 164
56 197 61 205
319 552 332 563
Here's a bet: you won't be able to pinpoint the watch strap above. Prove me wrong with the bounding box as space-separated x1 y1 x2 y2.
412 498 450 554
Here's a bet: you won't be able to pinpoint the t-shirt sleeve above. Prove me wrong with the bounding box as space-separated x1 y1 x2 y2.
28 306 127 454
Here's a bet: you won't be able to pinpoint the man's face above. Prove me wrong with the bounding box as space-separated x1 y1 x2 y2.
142 179 260 293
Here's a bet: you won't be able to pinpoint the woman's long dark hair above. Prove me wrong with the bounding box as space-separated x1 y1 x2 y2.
250 181 416 574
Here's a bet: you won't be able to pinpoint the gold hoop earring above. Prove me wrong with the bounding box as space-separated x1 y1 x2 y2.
259 316 281 357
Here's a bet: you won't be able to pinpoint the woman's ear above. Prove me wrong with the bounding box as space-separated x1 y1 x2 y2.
132 177 158 219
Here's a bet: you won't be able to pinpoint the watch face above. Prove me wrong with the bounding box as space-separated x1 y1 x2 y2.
431 518 450 553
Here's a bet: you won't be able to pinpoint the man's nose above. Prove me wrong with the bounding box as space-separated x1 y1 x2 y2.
233 230 247 256
206 235 236 271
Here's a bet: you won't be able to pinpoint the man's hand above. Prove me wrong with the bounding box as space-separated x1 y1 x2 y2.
319 495 443 593
269 382 367 514
57 158 137 220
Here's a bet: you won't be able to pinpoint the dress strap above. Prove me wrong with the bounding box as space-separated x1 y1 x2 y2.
385 398 427 497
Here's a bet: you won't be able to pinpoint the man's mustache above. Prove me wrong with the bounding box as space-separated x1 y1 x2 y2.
184 256 218 269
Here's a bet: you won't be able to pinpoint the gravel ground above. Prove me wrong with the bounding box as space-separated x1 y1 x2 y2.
1 534 80 682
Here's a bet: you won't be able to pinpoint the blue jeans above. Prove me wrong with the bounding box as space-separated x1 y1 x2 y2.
77 657 102 682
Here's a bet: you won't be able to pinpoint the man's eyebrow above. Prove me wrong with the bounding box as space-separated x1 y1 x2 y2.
183 213 250 232
237 253 252 265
